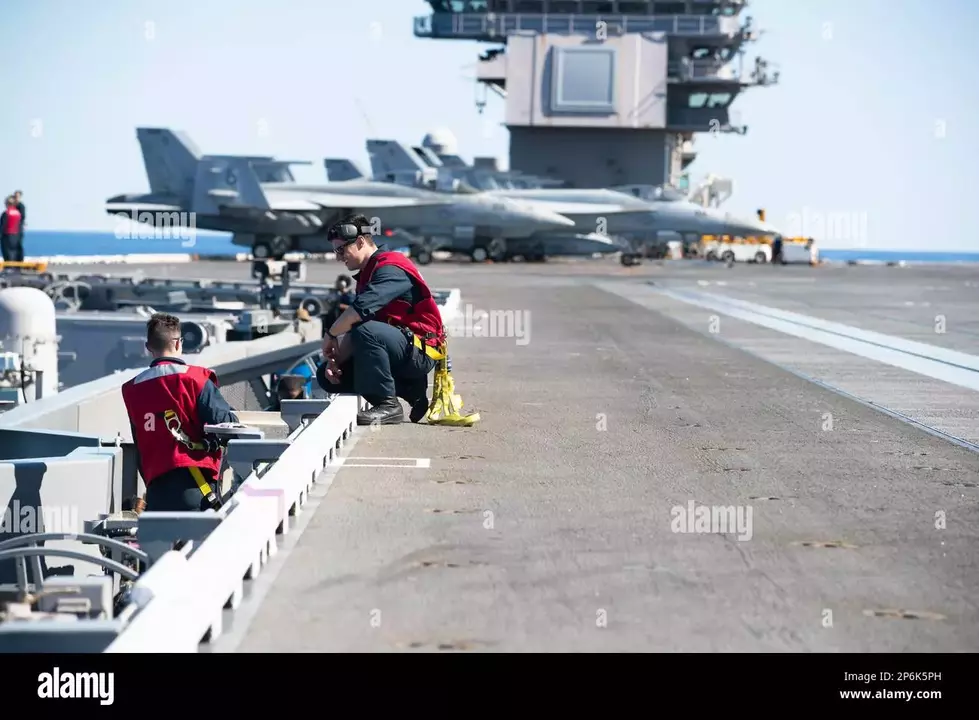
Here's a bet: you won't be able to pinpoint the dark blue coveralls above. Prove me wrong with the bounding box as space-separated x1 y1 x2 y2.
316 249 436 407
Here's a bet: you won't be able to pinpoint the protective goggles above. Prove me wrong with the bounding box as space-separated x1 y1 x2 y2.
329 223 371 258
328 223 372 242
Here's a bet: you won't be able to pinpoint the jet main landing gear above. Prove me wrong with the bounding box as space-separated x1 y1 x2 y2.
470 237 508 263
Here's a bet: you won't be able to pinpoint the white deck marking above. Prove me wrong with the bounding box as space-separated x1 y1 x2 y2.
332 457 431 468
652 287 979 393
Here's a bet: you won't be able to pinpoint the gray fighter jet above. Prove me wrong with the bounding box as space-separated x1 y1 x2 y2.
105 128 576 260
325 146 625 263
364 140 781 264
323 158 618 263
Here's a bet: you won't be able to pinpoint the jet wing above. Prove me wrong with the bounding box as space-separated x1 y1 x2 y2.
266 189 445 211
523 200 634 216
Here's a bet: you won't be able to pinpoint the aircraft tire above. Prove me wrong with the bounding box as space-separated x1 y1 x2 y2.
299 296 324 317
487 238 507 262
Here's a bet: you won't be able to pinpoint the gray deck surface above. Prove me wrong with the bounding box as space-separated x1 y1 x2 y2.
74 259 979 652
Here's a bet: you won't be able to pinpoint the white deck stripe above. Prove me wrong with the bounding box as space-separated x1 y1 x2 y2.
656 288 979 393
331 457 431 468
687 290 979 372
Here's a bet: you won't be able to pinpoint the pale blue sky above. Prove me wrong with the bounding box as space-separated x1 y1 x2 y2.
1 0 976 249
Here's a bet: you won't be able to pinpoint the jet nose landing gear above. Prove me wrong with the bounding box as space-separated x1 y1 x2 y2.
252 235 293 261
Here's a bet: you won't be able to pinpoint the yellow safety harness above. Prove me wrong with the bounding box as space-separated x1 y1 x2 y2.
412 332 447 361
162 409 222 509
383 320 479 426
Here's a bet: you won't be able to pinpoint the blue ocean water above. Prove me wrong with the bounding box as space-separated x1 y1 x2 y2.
24 230 240 257
17 230 979 263
816 249 979 263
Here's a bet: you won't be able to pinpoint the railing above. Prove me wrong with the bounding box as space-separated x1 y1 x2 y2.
668 59 741 82
104 395 362 652
414 13 741 39
0 333 324 630
0 396 362 651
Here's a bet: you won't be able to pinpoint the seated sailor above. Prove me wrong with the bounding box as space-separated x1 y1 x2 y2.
268 374 308 411
317 214 444 426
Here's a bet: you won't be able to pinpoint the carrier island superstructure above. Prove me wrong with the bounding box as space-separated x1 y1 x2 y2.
413 0 778 192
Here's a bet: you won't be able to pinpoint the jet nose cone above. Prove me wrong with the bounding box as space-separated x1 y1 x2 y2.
706 209 778 236
541 210 577 229
512 202 575 229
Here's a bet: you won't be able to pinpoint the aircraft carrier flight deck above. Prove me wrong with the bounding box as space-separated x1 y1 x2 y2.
3 0 974 660
48 258 978 653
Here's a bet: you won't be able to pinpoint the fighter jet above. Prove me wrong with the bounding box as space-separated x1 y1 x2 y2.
323 154 623 263
408 144 566 190
105 128 576 261
365 139 781 264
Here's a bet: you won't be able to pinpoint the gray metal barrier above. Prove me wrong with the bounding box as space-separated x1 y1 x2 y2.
0 395 362 652
105 396 362 652
0 331 325 638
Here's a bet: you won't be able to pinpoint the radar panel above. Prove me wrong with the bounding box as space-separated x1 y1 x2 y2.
549 47 616 115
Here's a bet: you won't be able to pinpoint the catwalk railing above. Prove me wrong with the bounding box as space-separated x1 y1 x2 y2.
0 326 347 652
413 13 743 39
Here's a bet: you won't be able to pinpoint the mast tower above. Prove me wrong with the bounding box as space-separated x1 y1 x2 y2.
413 0 778 189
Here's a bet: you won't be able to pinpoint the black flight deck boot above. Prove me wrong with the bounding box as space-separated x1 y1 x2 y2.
358 396 404 425
399 380 429 424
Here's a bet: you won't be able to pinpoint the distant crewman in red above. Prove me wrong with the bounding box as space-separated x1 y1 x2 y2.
317 214 444 426
122 312 239 511
12 191 25 255
0 195 23 262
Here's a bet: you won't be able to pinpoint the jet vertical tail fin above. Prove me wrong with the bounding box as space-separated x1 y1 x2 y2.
324 158 366 181
412 146 443 167
192 156 269 214
436 153 469 169
136 127 202 204
366 139 429 178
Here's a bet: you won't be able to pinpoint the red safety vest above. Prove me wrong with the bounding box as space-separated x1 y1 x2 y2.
356 250 446 348
121 360 222 484
3 208 21 234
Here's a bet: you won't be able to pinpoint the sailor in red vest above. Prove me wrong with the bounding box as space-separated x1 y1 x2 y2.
122 312 239 511
12 191 25 257
317 214 444 425
0 196 23 262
